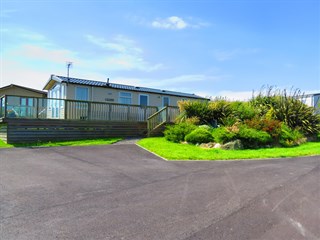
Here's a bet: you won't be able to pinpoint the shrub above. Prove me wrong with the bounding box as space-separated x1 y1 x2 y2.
230 101 257 122
279 124 306 147
178 99 232 126
245 118 282 139
212 125 272 148
177 100 214 125
250 86 320 135
208 99 233 125
185 128 214 144
212 127 237 144
164 123 196 143
185 116 201 125
237 125 272 149
198 125 213 131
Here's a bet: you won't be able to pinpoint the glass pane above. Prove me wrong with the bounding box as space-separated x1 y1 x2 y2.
76 87 89 101
21 98 27 105
163 97 169 106
28 98 33 106
119 97 131 104
140 95 148 106
120 92 131 97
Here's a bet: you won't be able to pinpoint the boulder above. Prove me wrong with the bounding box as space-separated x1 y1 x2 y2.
221 139 243 150
213 143 222 149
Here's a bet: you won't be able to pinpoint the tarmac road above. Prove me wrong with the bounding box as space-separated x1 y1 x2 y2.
0 143 319 240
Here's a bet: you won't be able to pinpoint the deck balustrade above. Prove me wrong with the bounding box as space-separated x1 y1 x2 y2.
0 95 179 124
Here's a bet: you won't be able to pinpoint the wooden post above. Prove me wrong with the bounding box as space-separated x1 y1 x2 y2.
127 105 130 121
144 107 147 121
108 104 112 121
64 99 68 120
4 96 8 118
36 98 39 119
87 102 91 120
165 106 169 122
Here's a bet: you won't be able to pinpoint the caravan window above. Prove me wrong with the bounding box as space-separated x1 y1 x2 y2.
75 87 89 101
119 92 132 104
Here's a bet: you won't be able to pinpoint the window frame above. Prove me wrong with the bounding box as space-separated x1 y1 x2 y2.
119 91 132 105
139 94 149 107
162 96 170 107
75 86 89 101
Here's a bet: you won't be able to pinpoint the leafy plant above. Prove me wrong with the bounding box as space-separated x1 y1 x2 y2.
245 118 282 139
250 86 320 136
212 127 237 144
229 101 257 122
164 123 196 143
178 99 232 126
212 124 272 149
279 123 306 147
237 125 272 149
185 128 214 144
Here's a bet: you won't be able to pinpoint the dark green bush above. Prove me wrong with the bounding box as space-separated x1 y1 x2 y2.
185 128 214 144
164 123 196 143
237 125 272 149
212 124 272 148
211 127 237 144
279 124 306 147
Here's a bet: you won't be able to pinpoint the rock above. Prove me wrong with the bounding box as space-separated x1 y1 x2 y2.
199 142 216 148
214 143 222 148
221 140 243 150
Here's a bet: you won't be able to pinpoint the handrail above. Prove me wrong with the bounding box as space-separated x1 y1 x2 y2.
147 107 167 136
147 106 180 136
147 107 166 120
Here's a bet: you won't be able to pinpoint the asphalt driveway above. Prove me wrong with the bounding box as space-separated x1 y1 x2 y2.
0 143 319 240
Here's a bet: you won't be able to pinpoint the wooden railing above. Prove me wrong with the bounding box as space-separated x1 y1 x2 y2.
147 106 180 135
0 95 158 122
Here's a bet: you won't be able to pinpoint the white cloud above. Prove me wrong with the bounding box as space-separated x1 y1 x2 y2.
2 28 47 42
85 34 162 72
0 59 52 90
86 34 142 55
152 16 188 30
213 48 260 61
12 45 77 63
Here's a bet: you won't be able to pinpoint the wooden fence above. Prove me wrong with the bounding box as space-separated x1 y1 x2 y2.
0 95 158 122
1 119 147 143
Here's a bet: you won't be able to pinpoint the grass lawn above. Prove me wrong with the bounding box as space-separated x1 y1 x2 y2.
0 138 122 148
138 137 320 160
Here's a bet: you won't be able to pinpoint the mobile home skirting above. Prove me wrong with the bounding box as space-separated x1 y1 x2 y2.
2 119 147 144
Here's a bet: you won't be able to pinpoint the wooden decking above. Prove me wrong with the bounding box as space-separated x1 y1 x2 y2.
0 95 180 143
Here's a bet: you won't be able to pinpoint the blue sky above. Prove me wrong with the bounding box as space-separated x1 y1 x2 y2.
1 0 319 100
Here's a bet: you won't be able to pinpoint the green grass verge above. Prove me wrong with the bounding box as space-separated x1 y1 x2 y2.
0 138 122 148
138 137 320 160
